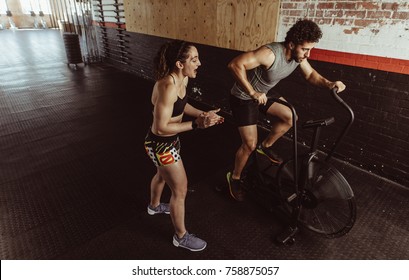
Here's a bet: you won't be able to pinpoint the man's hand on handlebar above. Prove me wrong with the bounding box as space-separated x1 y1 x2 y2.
330 81 346 93
250 91 268 105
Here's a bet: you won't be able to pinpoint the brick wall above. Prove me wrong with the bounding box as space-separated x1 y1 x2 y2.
274 0 409 186
278 0 409 61
274 0 409 187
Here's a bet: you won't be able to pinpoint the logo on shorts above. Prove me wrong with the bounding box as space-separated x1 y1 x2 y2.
158 151 175 165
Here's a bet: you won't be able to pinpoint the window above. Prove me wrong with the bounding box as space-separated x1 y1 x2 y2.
0 0 8 14
19 0 51 15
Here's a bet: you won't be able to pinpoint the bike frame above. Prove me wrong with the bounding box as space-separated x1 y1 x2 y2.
325 88 355 162
255 89 354 244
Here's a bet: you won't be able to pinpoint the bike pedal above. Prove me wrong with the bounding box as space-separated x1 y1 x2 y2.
287 193 297 202
275 226 299 245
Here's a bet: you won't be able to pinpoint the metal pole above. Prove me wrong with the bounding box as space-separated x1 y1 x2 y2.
5 0 16 30
36 0 45 28
78 0 91 62
29 0 39 28
83 0 98 62
53 0 64 32
62 0 75 33
47 0 57 28
71 0 86 61
85 0 100 61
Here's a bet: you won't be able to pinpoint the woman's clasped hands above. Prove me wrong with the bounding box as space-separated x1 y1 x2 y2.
195 108 224 129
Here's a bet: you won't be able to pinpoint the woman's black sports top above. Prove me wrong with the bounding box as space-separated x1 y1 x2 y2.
171 94 188 117
169 74 187 117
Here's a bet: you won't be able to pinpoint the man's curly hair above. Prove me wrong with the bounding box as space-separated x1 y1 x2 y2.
284 19 322 46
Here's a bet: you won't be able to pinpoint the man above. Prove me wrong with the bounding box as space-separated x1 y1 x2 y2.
227 19 346 201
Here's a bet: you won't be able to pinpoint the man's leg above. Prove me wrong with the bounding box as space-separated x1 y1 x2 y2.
256 97 295 164
232 124 258 179
262 97 294 148
227 124 258 201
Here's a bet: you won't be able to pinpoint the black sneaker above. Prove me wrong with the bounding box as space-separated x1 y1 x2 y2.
256 144 282 165
226 172 245 202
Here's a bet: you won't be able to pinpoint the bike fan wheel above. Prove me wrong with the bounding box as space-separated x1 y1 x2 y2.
277 158 356 238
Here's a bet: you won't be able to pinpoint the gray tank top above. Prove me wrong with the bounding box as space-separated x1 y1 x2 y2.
231 42 299 100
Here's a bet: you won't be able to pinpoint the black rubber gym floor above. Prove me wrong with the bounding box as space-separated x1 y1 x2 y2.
0 30 408 260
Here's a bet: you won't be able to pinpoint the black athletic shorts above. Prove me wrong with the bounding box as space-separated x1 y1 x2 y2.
144 130 181 167
229 93 281 127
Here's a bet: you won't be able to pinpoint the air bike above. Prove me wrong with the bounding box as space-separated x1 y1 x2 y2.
241 88 356 245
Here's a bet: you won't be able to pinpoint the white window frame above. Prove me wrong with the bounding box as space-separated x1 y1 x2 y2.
0 0 8 14
19 0 51 15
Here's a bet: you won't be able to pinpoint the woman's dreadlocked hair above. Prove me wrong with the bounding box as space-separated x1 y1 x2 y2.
284 19 322 46
153 40 195 81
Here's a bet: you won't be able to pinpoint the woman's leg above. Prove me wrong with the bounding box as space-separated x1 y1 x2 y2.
157 161 188 238
149 169 166 207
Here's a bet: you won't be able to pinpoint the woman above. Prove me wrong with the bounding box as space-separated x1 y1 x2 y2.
144 40 223 251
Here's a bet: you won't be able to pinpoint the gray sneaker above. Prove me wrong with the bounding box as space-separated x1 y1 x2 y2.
147 203 170 215
173 232 207 251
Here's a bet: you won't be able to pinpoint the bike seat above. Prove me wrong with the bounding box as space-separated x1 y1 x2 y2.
302 117 335 129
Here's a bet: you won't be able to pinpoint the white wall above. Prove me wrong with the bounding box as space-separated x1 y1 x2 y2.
277 0 409 60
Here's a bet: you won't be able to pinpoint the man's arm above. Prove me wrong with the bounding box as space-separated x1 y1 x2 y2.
299 59 346 92
228 46 276 103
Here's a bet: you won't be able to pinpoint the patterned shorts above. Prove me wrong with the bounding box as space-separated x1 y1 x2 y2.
144 130 181 167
